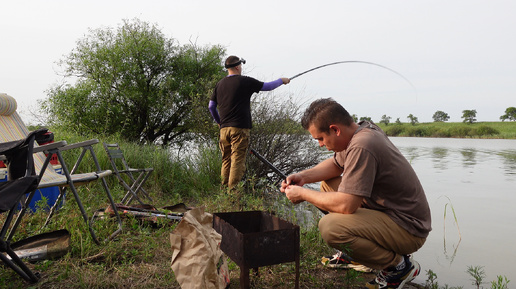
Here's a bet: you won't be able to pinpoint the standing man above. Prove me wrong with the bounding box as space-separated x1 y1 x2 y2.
280 98 431 289
209 55 290 189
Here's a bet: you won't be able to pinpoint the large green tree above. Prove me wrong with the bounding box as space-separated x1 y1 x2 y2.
43 18 226 145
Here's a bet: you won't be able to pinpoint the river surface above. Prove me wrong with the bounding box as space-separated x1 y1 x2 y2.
389 137 516 287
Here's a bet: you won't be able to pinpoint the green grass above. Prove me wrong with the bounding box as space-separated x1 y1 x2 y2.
377 121 516 139
1 128 512 288
3 129 359 288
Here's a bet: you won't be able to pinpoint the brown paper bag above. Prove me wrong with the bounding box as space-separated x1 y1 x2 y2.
170 207 230 289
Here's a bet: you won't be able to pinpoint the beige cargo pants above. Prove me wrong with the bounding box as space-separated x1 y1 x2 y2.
318 177 426 270
219 127 250 189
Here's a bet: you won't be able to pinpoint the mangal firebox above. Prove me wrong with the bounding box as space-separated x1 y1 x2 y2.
213 211 300 289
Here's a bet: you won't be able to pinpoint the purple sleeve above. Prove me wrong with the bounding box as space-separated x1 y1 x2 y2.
208 100 220 124
261 78 283 91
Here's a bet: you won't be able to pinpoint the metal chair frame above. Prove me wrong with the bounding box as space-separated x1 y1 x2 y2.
103 143 153 205
0 130 44 282
35 140 123 244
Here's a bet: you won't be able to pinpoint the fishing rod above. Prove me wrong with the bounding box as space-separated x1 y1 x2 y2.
249 148 328 214
249 148 288 181
289 60 417 95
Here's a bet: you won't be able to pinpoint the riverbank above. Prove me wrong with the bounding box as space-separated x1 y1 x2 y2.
0 190 398 288
2 128 512 288
376 121 516 139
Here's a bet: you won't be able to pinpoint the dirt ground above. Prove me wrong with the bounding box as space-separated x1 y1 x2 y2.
223 264 424 289
307 269 423 289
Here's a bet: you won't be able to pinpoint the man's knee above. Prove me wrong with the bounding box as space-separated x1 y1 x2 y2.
318 213 350 245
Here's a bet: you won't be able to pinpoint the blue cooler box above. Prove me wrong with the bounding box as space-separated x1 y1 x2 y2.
1 167 63 213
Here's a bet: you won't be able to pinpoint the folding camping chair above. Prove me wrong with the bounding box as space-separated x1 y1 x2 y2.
0 93 122 244
103 143 154 205
0 129 45 282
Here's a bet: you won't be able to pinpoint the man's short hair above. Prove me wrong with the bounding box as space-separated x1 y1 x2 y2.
225 56 244 69
301 98 353 133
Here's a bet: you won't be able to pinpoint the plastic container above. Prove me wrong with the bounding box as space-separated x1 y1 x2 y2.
1 168 62 213
26 187 62 213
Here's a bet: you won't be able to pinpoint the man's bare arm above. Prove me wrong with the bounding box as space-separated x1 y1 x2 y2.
284 186 363 214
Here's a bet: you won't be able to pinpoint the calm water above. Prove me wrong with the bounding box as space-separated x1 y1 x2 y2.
389 137 516 286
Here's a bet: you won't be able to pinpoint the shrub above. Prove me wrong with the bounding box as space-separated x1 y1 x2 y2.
448 126 473 137
432 128 452 138
383 125 404 136
473 125 499 136
405 126 432 137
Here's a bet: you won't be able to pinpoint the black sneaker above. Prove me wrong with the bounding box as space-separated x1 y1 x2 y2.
321 251 373 272
365 255 421 289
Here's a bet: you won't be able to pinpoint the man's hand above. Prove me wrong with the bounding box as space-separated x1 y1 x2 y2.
280 173 304 193
281 77 290 84
281 173 307 204
283 185 306 204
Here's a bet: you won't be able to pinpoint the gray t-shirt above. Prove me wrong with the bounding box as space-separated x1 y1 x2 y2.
333 122 432 238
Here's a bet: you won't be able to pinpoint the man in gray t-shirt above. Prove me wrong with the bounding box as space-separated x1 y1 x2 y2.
280 98 431 289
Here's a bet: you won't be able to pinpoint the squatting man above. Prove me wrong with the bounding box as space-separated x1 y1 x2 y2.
280 98 431 289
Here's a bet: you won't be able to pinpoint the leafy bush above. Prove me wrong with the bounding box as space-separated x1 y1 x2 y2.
247 92 324 183
473 125 499 136
448 126 473 137
43 18 226 145
383 125 404 136
432 128 453 138
405 126 432 137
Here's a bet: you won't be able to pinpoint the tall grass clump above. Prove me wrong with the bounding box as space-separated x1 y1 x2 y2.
404 126 433 137
383 124 404 136
473 125 499 136
425 268 510 289
467 265 486 289
491 275 510 289
177 143 222 194
37 128 223 205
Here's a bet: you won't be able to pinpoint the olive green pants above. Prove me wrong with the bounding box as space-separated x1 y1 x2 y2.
219 127 250 189
318 177 426 270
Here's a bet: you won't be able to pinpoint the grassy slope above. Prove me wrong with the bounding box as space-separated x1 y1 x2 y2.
1 125 512 288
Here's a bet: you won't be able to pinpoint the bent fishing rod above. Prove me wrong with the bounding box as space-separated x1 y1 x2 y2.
288 60 417 95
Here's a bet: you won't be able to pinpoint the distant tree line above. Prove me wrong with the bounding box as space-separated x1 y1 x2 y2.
360 107 516 125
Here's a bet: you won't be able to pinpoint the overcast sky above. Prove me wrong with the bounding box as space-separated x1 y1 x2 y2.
2 0 515 124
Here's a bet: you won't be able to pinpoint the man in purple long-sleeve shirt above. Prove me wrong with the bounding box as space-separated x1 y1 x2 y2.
209 55 290 189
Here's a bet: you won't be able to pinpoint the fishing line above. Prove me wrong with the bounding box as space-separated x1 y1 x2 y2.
289 60 418 99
